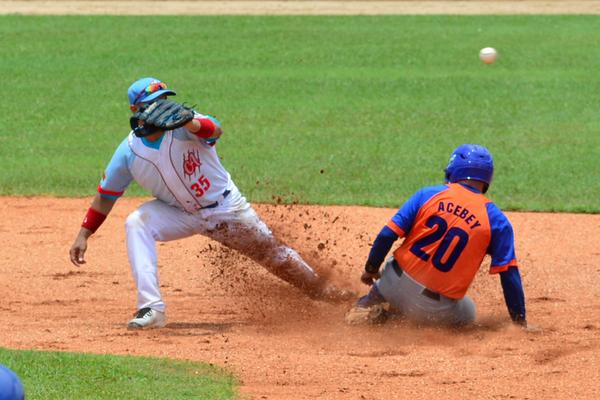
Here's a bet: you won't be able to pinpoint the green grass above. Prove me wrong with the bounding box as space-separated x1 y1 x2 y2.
1 15 599 212
0 348 236 399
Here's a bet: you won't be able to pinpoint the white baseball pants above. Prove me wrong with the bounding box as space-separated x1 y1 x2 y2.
125 187 320 312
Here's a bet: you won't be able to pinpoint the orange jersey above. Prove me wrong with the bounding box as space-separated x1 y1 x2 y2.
389 183 517 299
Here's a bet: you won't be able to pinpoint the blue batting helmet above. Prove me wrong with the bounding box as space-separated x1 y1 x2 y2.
0 365 24 400
444 144 494 192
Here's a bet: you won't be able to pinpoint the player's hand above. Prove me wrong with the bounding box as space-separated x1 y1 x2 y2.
69 236 88 266
131 99 195 138
360 271 380 286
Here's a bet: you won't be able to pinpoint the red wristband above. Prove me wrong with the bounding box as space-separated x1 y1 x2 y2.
192 117 216 138
81 208 107 233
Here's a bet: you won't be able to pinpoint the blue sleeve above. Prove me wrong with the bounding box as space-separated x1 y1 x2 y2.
366 226 399 270
390 185 448 233
486 203 517 272
499 267 526 323
98 137 134 200
206 115 221 128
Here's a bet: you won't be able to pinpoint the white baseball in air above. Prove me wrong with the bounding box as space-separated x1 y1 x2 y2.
479 47 497 64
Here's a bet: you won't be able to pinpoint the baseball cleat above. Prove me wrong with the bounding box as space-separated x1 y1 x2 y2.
344 304 388 326
127 307 166 329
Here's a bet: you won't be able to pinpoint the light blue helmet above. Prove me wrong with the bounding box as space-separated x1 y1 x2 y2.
0 365 24 400
127 77 176 106
444 144 494 193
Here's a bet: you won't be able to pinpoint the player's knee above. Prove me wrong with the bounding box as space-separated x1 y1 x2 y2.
456 296 476 326
125 210 148 232
256 245 297 270
273 246 299 264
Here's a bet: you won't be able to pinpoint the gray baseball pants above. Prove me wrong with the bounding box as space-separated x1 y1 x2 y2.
377 257 476 326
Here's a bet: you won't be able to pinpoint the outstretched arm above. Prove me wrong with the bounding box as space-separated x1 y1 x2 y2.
361 225 399 285
360 188 438 285
69 193 117 266
499 267 526 325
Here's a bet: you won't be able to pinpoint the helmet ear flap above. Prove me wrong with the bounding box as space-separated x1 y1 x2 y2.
444 168 452 183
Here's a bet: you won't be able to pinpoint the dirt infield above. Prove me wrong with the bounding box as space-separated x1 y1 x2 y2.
1 197 599 399
2 0 600 15
2 1 599 399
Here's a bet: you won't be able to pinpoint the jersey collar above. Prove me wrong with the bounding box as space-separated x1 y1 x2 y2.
457 182 482 193
141 133 165 149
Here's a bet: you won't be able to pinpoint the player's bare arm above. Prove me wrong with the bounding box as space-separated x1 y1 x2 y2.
184 117 223 140
69 194 117 267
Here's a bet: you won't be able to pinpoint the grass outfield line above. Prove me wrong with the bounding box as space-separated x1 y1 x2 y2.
0 15 598 212
0 348 236 399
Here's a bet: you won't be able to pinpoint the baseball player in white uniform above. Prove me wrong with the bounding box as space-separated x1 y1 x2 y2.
69 77 352 329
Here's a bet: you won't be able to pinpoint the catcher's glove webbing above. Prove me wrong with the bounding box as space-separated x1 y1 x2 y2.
130 99 195 137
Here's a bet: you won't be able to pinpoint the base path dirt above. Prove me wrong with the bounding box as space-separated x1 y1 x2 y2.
0 197 599 399
2 3 599 398
2 1 600 15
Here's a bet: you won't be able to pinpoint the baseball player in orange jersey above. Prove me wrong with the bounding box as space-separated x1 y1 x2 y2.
346 144 528 327
69 77 352 329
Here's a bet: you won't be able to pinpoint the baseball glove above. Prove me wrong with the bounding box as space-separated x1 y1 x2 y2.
130 99 195 137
